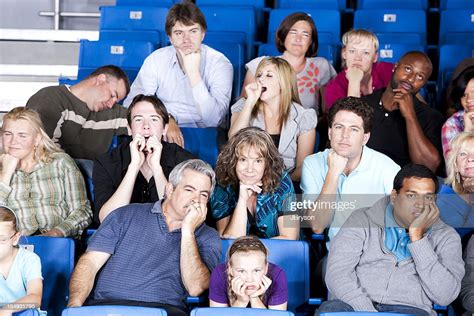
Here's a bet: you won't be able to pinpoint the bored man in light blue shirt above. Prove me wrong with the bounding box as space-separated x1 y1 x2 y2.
301 97 400 243
123 2 233 147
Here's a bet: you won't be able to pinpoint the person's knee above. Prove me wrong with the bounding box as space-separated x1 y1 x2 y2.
315 299 354 316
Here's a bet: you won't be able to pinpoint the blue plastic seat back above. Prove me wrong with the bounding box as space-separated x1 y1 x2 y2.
78 39 156 69
12 310 40 316
268 9 341 46
62 305 168 316
440 0 474 9
354 9 427 45
204 41 245 99
99 30 161 46
115 0 175 7
377 43 425 63
220 239 310 313
19 236 75 316
358 0 428 10
440 9 474 45
320 313 414 316
76 68 140 85
99 6 169 46
181 128 219 168
197 0 265 9
276 0 345 11
200 6 257 60
438 44 474 100
191 307 295 315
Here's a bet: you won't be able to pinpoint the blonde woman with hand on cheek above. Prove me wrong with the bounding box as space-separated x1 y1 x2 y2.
230 57 316 182
0 107 91 238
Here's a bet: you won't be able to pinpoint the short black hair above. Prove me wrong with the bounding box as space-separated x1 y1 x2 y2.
393 164 439 193
328 97 374 133
87 65 130 95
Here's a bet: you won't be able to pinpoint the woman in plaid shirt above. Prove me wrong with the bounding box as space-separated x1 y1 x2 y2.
0 107 92 238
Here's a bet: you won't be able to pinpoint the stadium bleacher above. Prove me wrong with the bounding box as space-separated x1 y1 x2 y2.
5 1 473 316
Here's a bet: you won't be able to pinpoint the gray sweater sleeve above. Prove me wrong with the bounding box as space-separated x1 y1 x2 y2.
325 209 377 312
461 235 474 312
408 227 465 306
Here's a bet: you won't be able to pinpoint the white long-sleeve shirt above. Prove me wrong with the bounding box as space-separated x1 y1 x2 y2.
123 44 233 128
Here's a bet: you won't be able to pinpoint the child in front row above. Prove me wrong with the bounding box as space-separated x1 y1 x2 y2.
0 206 44 315
209 236 288 310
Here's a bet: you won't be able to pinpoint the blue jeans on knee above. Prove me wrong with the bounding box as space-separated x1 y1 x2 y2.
315 299 430 316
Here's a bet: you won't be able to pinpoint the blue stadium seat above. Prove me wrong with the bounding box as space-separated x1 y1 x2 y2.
377 43 425 63
115 0 175 6
440 0 474 9
354 9 427 46
357 0 428 10
191 308 295 315
196 0 266 40
268 9 341 46
438 44 474 101
12 310 40 316
78 39 156 70
75 39 156 83
200 6 257 61
257 43 337 67
221 239 319 314
276 0 345 11
181 128 220 168
62 306 168 315
320 313 413 316
439 9 474 45
19 236 75 316
204 41 245 99
99 6 169 47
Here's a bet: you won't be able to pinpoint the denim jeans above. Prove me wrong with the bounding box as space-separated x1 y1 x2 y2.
315 299 430 316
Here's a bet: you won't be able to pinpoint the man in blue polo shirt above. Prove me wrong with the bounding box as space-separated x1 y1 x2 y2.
301 97 400 241
67 159 221 316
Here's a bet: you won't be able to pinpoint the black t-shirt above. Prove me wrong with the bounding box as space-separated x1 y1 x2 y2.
362 88 444 168
92 136 196 223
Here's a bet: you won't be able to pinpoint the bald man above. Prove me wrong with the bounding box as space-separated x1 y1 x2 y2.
362 51 443 172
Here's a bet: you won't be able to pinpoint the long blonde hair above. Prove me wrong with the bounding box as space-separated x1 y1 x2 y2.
226 236 269 304
1 107 62 163
446 131 474 194
252 57 301 129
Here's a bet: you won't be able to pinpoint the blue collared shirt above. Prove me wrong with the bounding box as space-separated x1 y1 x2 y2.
123 44 233 127
384 203 412 262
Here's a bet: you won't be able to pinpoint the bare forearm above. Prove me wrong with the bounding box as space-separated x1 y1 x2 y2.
250 297 267 309
68 256 99 307
229 102 255 137
99 167 139 222
222 199 248 238
405 117 440 172
309 172 338 233
180 232 210 296
4 294 41 310
347 80 361 98
152 167 167 200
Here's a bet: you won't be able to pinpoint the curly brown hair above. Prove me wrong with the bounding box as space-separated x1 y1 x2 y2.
328 97 374 133
215 127 285 193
